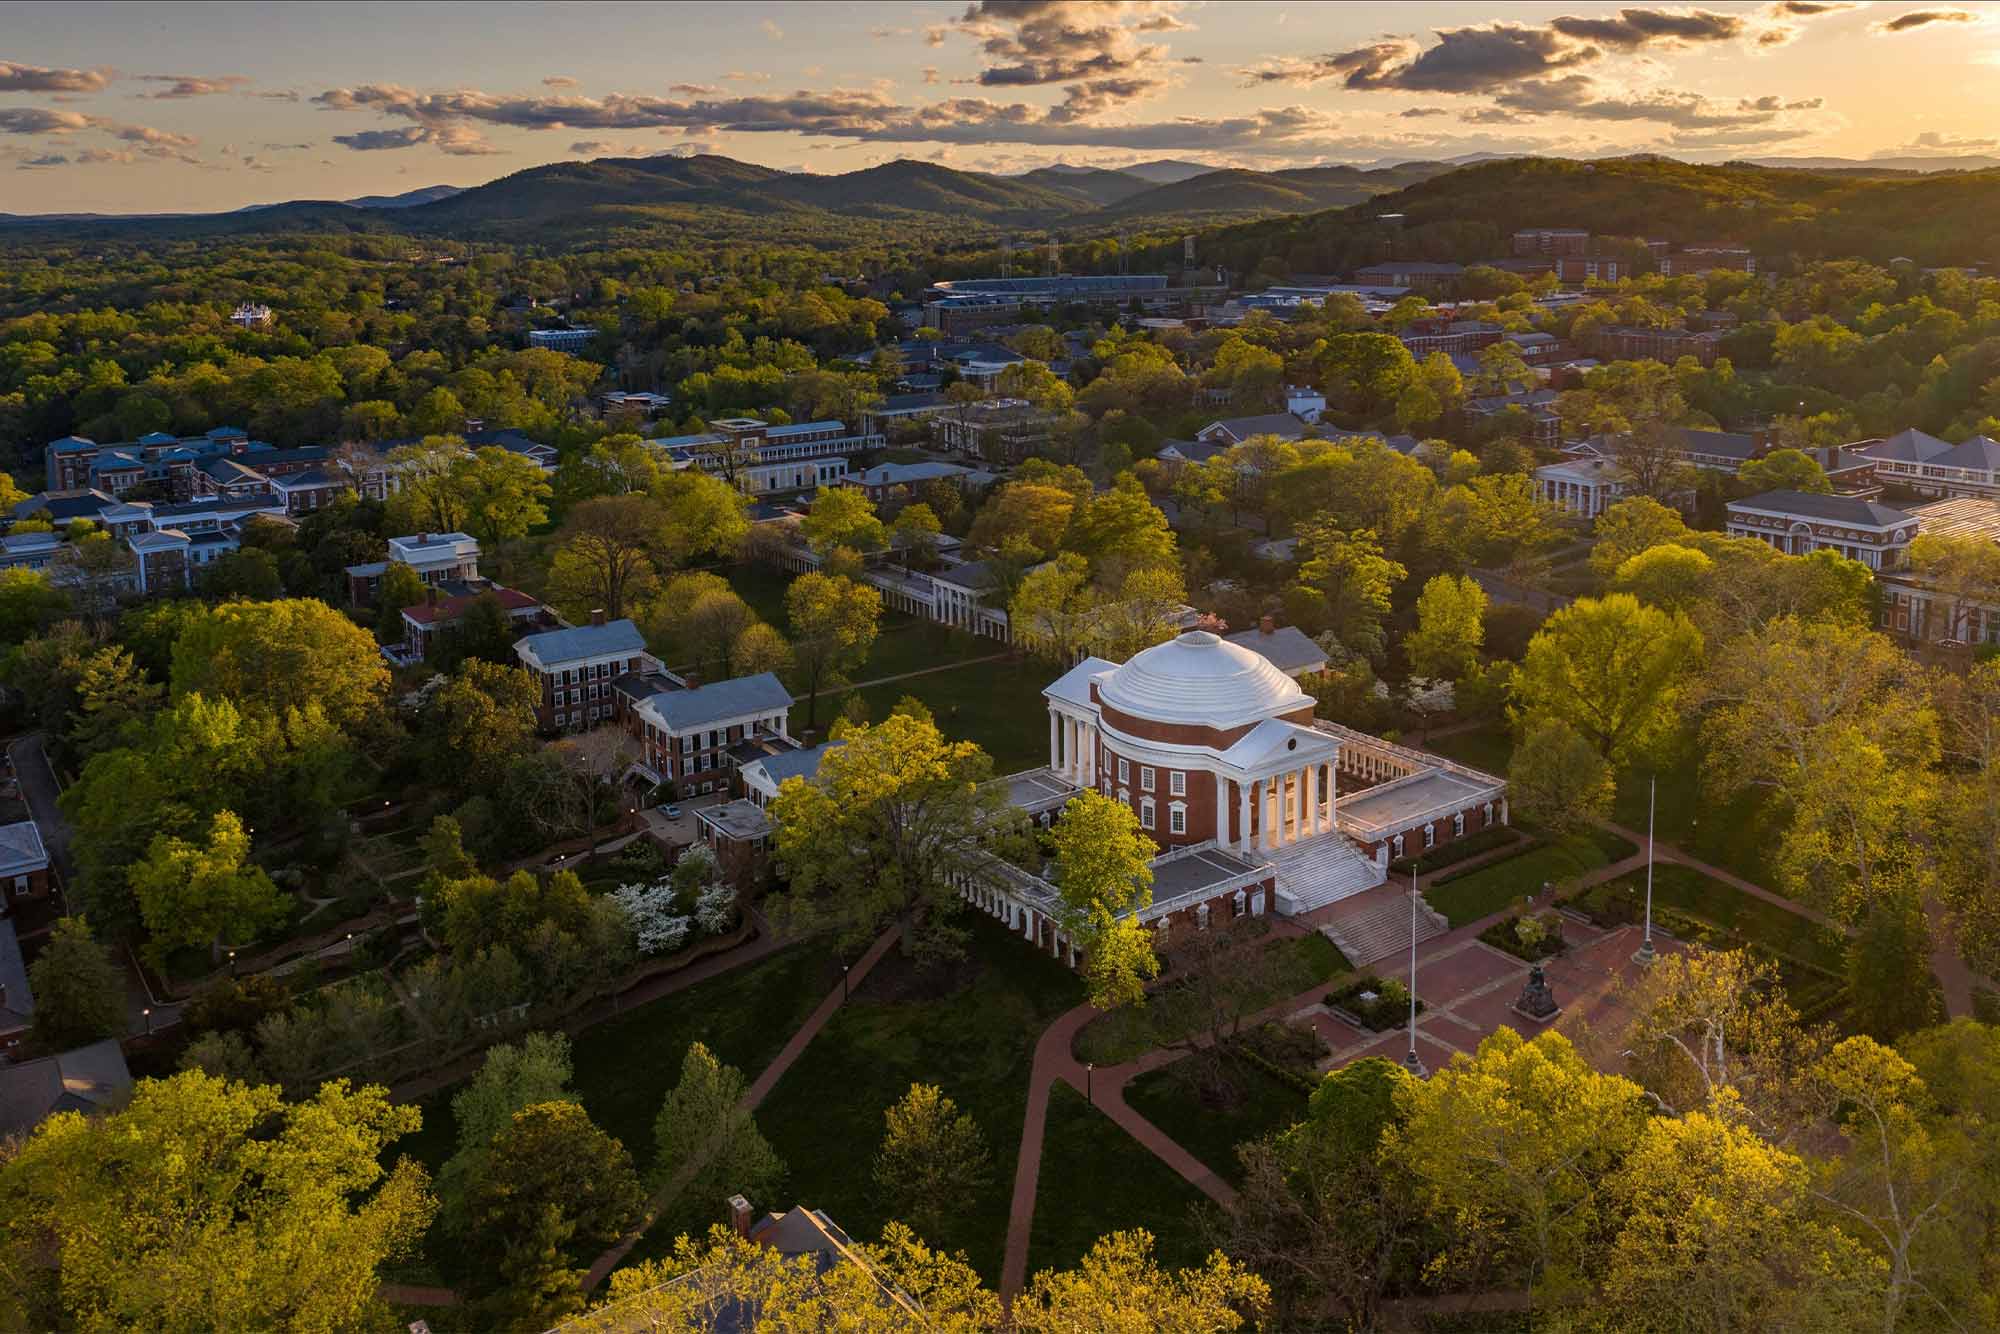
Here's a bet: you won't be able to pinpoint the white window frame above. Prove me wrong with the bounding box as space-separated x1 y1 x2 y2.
1117 757 1130 784
1140 797 1155 830
1168 802 1187 835
1392 834 1404 858
1168 770 1186 796
1454 812 1466 837
1140 765 1155 793
1423 824 1436 849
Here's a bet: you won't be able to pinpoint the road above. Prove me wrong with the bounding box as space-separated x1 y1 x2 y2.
7 734 71 885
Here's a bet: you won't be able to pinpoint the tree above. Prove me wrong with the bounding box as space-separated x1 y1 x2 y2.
769 712 1016 963
1289 522 1406 662
26 916 124 1049
1063 474 1175 582
456 445 552 546
651 468 749 565
1737 446 1832 494
128 811 288 969
799 485 887 555
785 572 880 730
0 1072 433 1332
1847 891 1943 1042
1611 542 1713 615
1589 496 1691 579
0 569 68 645
386 434 473 533
462 1101 643 1290
1009 552 1103 666
553 435 662 509
872 1083 992 1241
652 1042 785 1217
1513 594 1702 766
437 1032 577 1231
1508 719 1615 841
1599 1108 1876 1333
1220 1058 1419 1330
170 598 389 734
201 547 284 601
1908 531 2000 642
1049 791 1158 1009
65 644 163 761
374 560 426 639
1014 1231 1269 1333
731 621 793 678
891 501 941 565
546 494 668 620
1405 574 1487 681
967 481 1075 559
1381 1028 1648 1300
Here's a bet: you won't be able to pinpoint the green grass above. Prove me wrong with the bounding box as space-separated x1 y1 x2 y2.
1073 932 1350 1066
1027 1082 1213 1279
395 943 834 1180
850 659 1056 773
1610 760 1783 890
1424 836 1622 928
753 911 1086 1284
1569 864 1848 973
1423 723 1515 777
1122 1061 1309 1187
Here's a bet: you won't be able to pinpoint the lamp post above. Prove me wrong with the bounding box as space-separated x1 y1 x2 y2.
1634 775 1658 966
1086 1061 1094 1103
227 949 237 978
142 1007 152 1036
1403 868 1426 1077
842 963 850 1001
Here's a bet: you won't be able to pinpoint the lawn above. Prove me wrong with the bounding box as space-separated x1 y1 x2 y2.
853 659 1055 773
1424 833 1628 928
1122 1060 1309 1187
1027 1083 1213 1279
393 942 835 1181
753 910 1087 1284
1568 864 1848 973
1610 761 1784 891
1073 931 1350 1066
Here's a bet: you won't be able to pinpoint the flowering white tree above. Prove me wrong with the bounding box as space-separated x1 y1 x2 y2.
612 877 693 955
695 882 738 935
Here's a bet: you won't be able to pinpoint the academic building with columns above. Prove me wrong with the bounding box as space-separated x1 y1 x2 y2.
959 630 1509 968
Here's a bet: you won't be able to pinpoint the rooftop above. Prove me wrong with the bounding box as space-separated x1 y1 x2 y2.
638 672 793 732
1909 497 2000 543
515 619 648 667
0 1039 132 1140
1729 489 1915 528
0 820 46 878
1096 630 1309 731
698 799 771 842
1223 624 1328 677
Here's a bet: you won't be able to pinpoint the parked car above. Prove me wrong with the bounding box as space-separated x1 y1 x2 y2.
662 805 684 819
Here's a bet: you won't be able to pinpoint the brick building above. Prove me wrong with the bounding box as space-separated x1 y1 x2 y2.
513 616 660 732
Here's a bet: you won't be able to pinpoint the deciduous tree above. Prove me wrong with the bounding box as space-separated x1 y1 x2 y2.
784 572 880 730
1050 791 1158 1009
1013 1230 1269 1333
1405 573 1487 680
26 916 125 1049
652 1042 784 1216
800 484 887 555
1513 593 1702 766
545 494 668 619
872 1082 992 1240
128 810 288 969
170 598 389 734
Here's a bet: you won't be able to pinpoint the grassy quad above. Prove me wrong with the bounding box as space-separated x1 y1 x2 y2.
1423 830 1634 929
754 910 1087 1284
1027 1082 1213 1278
1122 1062 1310 1188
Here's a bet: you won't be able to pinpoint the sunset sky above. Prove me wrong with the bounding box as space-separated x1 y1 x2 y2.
7 1 2000 213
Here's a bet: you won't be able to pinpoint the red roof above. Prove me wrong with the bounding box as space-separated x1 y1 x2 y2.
402 586 543 625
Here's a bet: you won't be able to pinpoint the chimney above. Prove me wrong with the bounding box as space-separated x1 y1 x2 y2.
1259 613 1275 637
418 532 428 544
590 608 607 627
727 1194 753 1238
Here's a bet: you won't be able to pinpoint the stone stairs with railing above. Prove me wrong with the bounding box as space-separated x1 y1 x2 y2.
1268 834 1388 916
1316 888 1451 969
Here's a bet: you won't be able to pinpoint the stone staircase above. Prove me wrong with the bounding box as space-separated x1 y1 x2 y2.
1317 888 1451 970
1268 834 1387 916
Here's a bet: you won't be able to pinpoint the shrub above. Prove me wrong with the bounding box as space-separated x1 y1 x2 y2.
1327 975 1424 1031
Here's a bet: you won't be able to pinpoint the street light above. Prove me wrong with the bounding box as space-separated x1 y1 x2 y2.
142 1007 152 1035
1403 868 1426 1078
227 949 237 978
842 963 850 1000
1086 1062 1094 1103
1634 775 1658 966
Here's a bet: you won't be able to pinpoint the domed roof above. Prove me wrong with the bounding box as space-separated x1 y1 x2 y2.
1097 630 1310 728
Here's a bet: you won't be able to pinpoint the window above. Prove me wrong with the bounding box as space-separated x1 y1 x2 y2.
1140 798 1155 830
682 735 695 753
1453 812 1466 837
1168 804 1186 835
1392 834 1404 858
1169 770 1186 796
1117 757 1130 784
1140 766 1155 792
1423 824 1436 849
1196 903 1211 930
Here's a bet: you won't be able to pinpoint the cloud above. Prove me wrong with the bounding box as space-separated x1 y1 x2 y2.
669 83 719 95
105 121 199 149
922 67 942 85
1882 129 2000 154
955 0 1190 88
258 89 302 102
1874 9 1977 31
760 18 784 40
240 154 275 172
1547 8 1745 48
18 153 69 168
1774 0 1860 12
543 75 579 87
1242 24 1595 92
261 141 314 150
0 107 92 134
0 61 111 93
870 24 914 38
331 126 431 151
1399 106 1452 118
722 70 774 82
1491 74 1808 128
136 73 251 98
77 147 137 164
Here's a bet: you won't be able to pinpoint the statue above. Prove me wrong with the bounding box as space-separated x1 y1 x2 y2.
1511 961 1560 1023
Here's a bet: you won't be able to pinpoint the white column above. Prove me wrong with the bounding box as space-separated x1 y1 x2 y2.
1303 763 1318 837
1263 778 1280 851
1082 723 1096 785
1236 780 1251 852
1049 711 1060 770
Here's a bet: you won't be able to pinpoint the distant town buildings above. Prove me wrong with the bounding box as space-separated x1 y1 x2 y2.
229 302 274 329
646 418 883 496
1513 228 1590 257
526 326 595 353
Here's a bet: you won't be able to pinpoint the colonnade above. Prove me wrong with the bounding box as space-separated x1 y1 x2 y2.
1231 763 1332 854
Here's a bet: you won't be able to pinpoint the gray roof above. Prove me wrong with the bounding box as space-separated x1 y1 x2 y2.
1931 435 2000 471
1731 490 1915 528
855 461 973 487
14 490 116 522
1158 438 1231 464
1224 625 1328 676
0 1039 132 1139
933 560 995 591
1860 428 1954 464
640 672 793 732
1674 427 1761 460
515 619 647 666
743 740 842 788
0 916 31 1029
1201 413 1311 443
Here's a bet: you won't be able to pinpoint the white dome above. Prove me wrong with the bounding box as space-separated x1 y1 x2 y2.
1097 630 1309 728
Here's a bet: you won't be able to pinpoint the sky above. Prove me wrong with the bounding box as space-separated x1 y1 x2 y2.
7 1 2000 213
